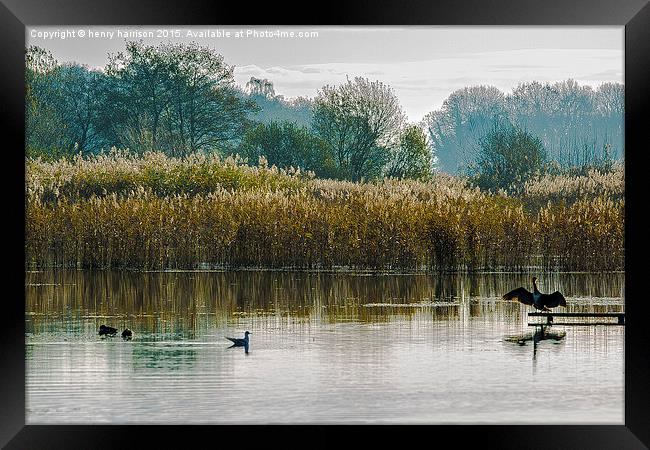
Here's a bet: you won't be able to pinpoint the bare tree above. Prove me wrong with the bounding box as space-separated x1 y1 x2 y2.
312 77 406 181
423 85 507 173
246 77 276 98
423 80 624 174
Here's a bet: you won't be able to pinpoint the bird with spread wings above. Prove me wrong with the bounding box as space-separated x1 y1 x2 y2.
503 277 566 311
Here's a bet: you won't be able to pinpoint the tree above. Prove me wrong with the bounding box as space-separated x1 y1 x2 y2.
25 46 71 157
238 121 336 177
385 124 433 180
312 77 406 181
423 80 624 174
104 42 175 152
595 82 624 116
594 82 624 161
163 43 255 155
246 77 276 98
469 123 547 193
103 41 255 155
423 85 507 174
48 64 108 154
245 80 314 128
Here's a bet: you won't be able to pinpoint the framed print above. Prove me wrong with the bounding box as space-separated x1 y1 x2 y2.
1 0 649 448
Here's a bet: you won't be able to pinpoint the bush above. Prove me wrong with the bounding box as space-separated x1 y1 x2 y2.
469 123 547 193
238 121 337 178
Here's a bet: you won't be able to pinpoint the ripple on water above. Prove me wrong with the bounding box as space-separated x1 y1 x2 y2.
26 270 624 424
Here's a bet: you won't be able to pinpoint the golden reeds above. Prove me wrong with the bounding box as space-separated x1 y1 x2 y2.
25 151 624 272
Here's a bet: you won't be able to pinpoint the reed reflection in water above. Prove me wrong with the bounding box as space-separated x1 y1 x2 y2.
26 270 624 424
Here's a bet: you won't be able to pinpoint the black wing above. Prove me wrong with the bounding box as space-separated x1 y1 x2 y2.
543 291 566 308
502 287 534 306
99 325 118 335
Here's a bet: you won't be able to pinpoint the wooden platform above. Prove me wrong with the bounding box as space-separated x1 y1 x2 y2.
528 312 625 325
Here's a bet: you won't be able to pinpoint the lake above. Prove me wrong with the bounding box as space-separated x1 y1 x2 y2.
25 270 624 424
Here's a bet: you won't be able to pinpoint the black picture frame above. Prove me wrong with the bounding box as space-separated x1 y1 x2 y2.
2 0 648 448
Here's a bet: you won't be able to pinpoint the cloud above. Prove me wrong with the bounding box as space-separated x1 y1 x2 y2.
300 67 323 74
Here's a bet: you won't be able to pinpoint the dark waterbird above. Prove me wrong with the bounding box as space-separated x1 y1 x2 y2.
122 328 133 340
225 331 251 353
98 324 118 336
503 277 566 311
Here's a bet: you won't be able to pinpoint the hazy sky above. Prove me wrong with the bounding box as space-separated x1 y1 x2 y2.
27 26 624 122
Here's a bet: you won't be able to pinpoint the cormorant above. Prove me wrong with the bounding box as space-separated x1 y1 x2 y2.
503 277 566 311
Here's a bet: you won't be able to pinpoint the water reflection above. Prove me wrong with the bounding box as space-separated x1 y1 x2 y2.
25 270 624 424
25 270 624 332
505 325 567 347
131 344 198 371
504 324 567 363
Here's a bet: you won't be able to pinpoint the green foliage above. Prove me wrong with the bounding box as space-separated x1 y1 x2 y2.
246 92 314 128
238 121 336 178
385 125 433 180
469 124 547 193
26 43 623 187
25 46 75 157
423 85 507 173
25 43 256 157
103 41 255 155
50 64 108 154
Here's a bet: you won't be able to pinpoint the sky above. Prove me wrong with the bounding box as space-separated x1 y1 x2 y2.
26 26 624 122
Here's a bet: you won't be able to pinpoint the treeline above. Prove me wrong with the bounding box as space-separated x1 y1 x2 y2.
26 42 624 188
26 43 253 158
245 77 313 127
26 43 432 182
423 82 624 173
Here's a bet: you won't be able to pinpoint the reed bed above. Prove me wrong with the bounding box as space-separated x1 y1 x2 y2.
26 149 307 203
522 163 624 209
25 152 624 272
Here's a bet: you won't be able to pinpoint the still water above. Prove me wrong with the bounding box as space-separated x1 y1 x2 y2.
25 270 624 424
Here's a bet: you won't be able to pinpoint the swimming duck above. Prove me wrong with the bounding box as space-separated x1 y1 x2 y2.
122 328 133 340
98 324 118 336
